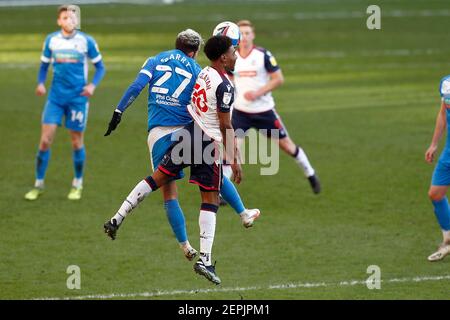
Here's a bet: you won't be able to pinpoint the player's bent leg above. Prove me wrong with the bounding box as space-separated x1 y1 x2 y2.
25 124 58 200
220 175 261 228
161 182 198 261
193 191 221 285
68 130 85 200
278 136 321 194
220 175 244 214
428 185 448 202
104 171 171 240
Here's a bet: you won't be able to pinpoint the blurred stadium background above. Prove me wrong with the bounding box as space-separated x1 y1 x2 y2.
1 0 450 299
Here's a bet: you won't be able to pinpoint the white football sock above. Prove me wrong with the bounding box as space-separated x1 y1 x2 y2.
34 179 44 188
72 178 83 188
222 164 233 180
199 210 216 266
294 147 315 177
112 179 154 225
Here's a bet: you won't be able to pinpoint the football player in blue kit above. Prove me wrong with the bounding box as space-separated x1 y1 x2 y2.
103 30 259 262
425 75 450 261
24 5 105 201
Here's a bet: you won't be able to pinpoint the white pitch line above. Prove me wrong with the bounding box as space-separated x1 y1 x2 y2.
34 274 450 300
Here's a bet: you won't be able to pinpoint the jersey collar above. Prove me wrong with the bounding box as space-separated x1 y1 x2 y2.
60 30 77 40
238 45 255 59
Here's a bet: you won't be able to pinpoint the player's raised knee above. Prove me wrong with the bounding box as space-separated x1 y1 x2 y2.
428 188 446 201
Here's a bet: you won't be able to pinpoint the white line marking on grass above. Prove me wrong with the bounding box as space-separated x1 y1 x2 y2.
34 274 450 300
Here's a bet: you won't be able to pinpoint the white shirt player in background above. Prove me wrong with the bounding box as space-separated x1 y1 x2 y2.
227 20 321 194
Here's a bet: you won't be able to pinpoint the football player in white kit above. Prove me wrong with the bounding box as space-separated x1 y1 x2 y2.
227 20 321 194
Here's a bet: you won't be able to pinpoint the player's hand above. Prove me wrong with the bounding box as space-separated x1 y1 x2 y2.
35 84 46 96
81 83 96 97
104 110 122 136
244 90 259 101
425 144 438 163
231 163 242 185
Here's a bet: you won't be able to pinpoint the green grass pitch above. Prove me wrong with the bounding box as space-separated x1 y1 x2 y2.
1 0 450 299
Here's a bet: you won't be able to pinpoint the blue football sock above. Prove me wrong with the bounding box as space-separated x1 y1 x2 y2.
36 149 51 180
432 197 450 231
73 147 86 179
164 199 188 243
220 176 245 215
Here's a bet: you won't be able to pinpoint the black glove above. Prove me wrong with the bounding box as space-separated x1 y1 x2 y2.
104 110 122 136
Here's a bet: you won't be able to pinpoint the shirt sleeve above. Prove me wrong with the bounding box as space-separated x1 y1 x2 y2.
37 61 50 84
139 57 156 79
87 35 102 64
116 58 154 112
263 49 280 73
40 35 52 63
216 81 234 113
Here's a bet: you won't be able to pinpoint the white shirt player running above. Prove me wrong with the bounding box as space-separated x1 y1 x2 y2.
233 46 280 113
188 66 234 142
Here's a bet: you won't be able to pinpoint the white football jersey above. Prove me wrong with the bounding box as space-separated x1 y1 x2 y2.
188 66 234 142
233 46 280 113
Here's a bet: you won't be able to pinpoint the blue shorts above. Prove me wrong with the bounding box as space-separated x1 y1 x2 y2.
232 108 289 139
432 156 450 186
148 127 185 180
41 97 89 132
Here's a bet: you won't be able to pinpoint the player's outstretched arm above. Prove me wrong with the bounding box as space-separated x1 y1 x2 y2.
425 101 447 163
104 72 149 136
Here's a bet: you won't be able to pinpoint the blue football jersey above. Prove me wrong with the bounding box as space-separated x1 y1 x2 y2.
139 49 202 131
41 31 102 103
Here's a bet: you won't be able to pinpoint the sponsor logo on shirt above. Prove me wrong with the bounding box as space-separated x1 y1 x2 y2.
54 52 81 63
237 70 257 77
223 92 232 105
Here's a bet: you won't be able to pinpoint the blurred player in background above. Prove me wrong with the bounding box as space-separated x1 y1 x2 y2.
24 5 105 201
224 20 321 194
104 35 240 284
103 29 259 261
424 75 450 261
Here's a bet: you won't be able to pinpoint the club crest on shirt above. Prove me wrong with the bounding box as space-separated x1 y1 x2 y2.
223 92 232 105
